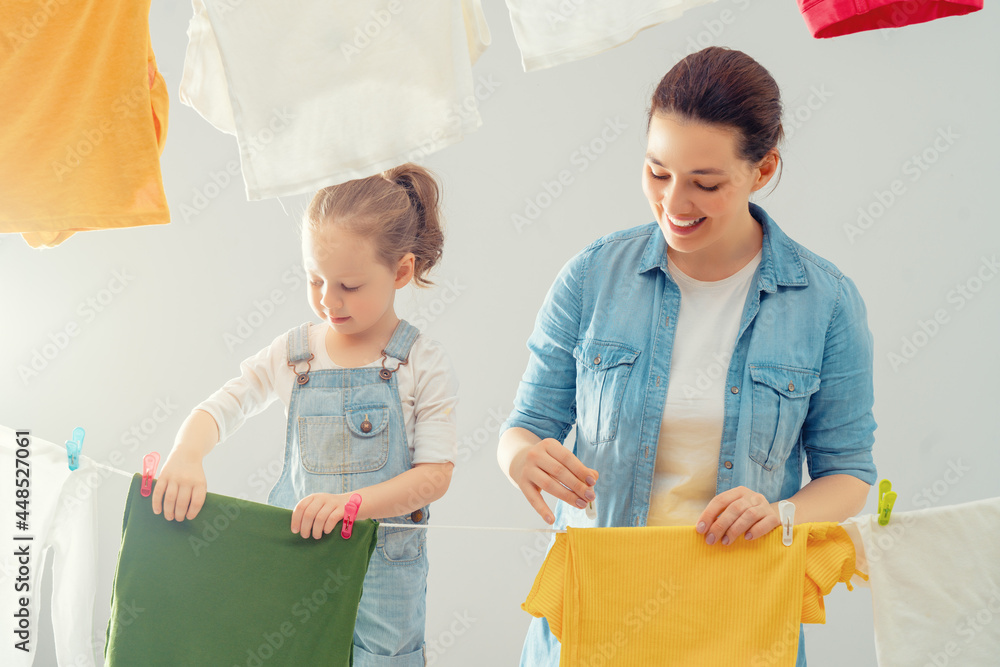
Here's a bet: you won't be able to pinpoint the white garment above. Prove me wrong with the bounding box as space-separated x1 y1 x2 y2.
179 0 490 200
196 321 459 464
646 250 761 526
841 497 1000 667
504 0 719 71
0 426 98 667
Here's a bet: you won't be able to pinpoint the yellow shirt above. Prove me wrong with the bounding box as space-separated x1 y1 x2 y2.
0 0 169 248
522 523 858 666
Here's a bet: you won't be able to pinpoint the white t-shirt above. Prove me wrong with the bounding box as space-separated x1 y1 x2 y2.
646 249 761 526
179 0 491 200
196 321 459 464
504 0 720 71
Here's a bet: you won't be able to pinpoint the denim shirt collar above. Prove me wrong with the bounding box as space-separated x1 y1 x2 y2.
636 202 809 293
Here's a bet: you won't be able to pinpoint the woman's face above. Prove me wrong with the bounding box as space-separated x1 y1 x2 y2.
642 112 776 272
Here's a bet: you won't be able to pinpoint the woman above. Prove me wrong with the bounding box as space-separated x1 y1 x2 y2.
497 47 876 666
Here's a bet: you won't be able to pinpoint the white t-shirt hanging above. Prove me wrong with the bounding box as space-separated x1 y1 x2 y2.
0 426 99 667
646 248 761 526
179 0 491 200
195 321 459 465
504 0 720 71
841 497 1000 667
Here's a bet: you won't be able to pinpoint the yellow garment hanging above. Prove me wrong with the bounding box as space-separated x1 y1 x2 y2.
0 0 169 248
522 522 858 666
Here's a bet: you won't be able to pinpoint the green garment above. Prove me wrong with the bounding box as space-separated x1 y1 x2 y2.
105 474 377 666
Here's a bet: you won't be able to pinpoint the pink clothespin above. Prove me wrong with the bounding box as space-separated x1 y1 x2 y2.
141 452 160 497
341 493 363 539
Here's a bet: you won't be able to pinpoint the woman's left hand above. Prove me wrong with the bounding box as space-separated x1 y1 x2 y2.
695 486 780 545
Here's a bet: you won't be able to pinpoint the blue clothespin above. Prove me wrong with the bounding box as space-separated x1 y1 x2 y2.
877 479 897 526
66 427 85 471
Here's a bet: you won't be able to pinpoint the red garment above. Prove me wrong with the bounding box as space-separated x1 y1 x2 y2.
798 0 983 38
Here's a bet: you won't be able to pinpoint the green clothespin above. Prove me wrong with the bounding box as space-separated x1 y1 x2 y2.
877 479 897 526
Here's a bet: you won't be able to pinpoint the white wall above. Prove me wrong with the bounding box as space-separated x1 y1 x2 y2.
3 2 998 665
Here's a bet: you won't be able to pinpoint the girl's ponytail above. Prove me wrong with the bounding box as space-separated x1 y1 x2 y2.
304 163 445 288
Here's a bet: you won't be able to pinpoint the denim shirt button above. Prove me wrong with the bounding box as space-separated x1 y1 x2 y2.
730 386 739 394
593 355 601 365
788 382 795 392
724 461 733 469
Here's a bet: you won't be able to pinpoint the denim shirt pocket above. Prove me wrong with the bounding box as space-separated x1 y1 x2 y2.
748 365 820 472
572 339 641 445
297 404 390 474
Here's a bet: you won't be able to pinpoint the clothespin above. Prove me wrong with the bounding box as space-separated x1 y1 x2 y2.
877 479 897 526
778 500 795 547
585 498 597 521
140 452 160 497
341 493 362 539
65 427 85 471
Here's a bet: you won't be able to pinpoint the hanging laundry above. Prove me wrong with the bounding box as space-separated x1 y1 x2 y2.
841 497 1000 667
0 426 99 667
104 474 377 666
503 0 720 71
0 1 169 248
179 0 491 201
797 0 983 38
522 523 858 666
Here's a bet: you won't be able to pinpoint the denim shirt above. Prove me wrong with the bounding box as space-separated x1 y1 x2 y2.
503 203 877 531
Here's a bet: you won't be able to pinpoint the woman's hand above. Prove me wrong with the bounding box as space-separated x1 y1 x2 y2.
509 438 598 525
695 486 780 545
151 447 208 522
291 493 349 539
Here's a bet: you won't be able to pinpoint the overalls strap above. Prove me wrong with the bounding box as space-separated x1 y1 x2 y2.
383 319 419 362
287 322 313 363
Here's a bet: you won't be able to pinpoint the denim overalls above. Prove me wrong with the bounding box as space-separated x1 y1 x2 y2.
268 319 430 666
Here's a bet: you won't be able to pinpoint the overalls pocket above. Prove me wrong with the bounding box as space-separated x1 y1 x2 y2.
379 525 426 564
748 365 820 471
296 404 390 474
573 339 640 445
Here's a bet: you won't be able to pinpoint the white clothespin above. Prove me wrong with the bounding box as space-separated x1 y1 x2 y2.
778 500 795 547
585 498 597 520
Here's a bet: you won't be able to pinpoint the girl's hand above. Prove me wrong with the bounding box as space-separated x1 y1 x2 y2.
695 486 780 545
509 438 598 525
291 493 349 539
151 447 207 522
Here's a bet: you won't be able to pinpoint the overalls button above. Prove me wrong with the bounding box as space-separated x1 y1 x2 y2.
593 355 601 365
411 509 424 522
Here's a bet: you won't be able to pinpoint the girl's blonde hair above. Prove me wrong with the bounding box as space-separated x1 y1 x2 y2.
303 163 444 287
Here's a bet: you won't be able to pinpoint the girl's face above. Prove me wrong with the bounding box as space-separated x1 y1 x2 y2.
641 112 776 272
303 226 413 338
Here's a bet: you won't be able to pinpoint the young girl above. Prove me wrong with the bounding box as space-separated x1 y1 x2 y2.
499 47 876 666
152 163 459 665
